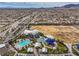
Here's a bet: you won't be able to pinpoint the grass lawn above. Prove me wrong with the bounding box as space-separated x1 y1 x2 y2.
18 49 27 54
32 38 37 43
56 42 68 54
47 42 68 54
17 34 29 39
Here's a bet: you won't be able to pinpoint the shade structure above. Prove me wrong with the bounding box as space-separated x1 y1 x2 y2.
45 38 56 45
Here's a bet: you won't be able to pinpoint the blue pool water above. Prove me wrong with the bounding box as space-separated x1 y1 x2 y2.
18 40 30 47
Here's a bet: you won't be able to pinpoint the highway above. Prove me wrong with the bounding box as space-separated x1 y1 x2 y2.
0 12 35 37
3 11 38 43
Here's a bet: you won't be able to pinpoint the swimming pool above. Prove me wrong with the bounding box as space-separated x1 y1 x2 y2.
17 40 30 47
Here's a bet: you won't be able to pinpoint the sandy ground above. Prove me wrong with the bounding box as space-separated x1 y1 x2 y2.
31 25 79 44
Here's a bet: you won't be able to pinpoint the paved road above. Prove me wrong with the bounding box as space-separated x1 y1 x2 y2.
65 43 75 56
0 11 37 37
3 11 38 43
33 48 38 56
40 53 73 56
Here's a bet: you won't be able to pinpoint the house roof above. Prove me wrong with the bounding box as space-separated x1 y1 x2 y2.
0 44 5 48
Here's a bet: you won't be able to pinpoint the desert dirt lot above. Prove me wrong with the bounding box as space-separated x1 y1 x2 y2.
31 25 79 44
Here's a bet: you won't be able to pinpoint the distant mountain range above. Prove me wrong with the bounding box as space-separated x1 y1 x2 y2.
61 4 79 8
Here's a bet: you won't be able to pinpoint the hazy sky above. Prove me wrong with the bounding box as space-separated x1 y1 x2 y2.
0 2 79 8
